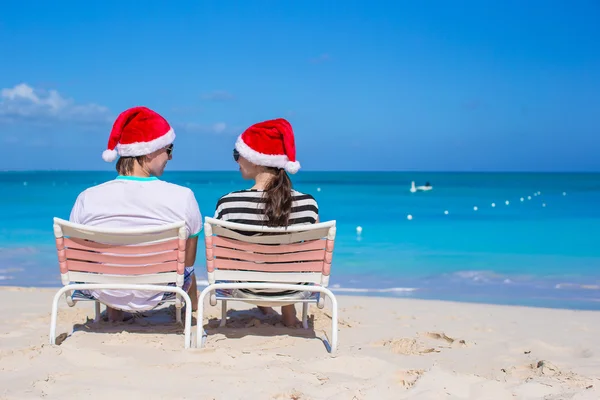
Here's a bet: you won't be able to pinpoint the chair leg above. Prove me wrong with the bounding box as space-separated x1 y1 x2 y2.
197 289 208 348
220 300 227 327
182 293 192 349
94 302 101 322
49 289 65 345
65 291 75 307
302 302 309 329
175 295 182 324
328 292 339 354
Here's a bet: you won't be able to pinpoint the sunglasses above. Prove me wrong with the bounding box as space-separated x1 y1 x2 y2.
233 148 240 162
166 144 174 157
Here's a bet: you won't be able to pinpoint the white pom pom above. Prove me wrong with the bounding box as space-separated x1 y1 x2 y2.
284 160 301 174
102 149 118 162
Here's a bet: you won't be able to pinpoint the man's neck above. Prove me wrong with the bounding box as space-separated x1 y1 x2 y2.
128 163 151 177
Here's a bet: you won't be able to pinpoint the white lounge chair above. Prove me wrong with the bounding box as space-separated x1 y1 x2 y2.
50 218 193 348
197 217 338 353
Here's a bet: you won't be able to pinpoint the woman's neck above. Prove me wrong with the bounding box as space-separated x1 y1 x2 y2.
252 171 276 190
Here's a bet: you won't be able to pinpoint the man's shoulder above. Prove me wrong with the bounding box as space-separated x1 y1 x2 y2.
84 179 195 204
77 179 119 196
153 180 194 195
151 181 198 209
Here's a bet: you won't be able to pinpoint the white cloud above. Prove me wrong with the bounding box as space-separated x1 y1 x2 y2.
0 83 112 125
212 122 227 133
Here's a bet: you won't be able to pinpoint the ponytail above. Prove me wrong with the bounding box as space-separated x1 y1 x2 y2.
263 168 293 227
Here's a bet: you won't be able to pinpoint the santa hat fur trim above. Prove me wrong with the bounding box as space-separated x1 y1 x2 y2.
119 128 175 158
101 129 175 162
235 136 300 173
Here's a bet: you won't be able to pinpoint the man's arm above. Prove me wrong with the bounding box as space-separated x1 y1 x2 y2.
184 189 202 267
185 236 198 267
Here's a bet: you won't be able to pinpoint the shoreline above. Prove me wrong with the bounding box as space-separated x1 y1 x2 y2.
3 284 600 313
1 286 599 398
3 279 600 312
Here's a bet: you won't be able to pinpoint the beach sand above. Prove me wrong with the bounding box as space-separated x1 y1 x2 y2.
1 287 598 399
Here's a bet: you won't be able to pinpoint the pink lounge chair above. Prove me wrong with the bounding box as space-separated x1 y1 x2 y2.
197 217 338 353
50 218 193 348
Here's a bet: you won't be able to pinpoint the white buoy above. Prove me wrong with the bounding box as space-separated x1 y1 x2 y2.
407 214 413 220
356 226 362 234
491 203 496 207
317 187 321 192
562 192 567 196
534 193 538 197
23 182 27 186
473 206 478 211
444 210 449 215
505 200 510 205
520 197 524 202
527 196 531 200
542 203 546 207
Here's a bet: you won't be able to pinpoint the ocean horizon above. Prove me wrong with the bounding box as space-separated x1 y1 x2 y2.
1 170 599 310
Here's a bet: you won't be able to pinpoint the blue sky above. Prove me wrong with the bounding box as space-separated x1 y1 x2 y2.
0 0 598 171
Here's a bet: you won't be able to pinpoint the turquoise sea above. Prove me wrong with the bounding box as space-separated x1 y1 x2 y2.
1 171 599 310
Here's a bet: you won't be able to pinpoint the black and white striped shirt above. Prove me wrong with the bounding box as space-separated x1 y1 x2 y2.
214 189 319 226
214 189 319 297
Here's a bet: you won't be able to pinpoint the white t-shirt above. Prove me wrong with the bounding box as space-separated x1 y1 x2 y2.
69 176 202 311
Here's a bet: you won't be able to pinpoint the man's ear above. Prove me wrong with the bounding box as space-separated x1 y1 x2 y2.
145 150 159 160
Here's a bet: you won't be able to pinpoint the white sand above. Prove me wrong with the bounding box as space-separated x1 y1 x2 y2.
1 286 599 399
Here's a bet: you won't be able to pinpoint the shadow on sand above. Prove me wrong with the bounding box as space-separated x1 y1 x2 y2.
54 304 195 345
54 304 330 350
202 306 329 349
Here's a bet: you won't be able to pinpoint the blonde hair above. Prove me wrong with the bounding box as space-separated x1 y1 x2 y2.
116 156 147 175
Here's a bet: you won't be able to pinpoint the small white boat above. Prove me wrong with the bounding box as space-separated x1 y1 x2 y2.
410 181 432 192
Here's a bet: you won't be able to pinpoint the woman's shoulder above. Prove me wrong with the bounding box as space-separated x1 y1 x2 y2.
291 189 318 203
216 189 262 206
218 189 263 199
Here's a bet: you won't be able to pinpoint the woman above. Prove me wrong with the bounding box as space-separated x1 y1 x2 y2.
70 106 202 322
214 118 319 327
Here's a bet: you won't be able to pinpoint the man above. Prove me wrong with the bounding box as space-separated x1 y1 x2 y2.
70 106 201 321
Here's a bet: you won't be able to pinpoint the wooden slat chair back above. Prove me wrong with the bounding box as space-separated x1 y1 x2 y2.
197 217 338 353
50 217 193 349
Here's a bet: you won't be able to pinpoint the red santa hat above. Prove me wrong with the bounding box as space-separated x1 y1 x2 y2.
234 118 301 174
102 106 176 162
